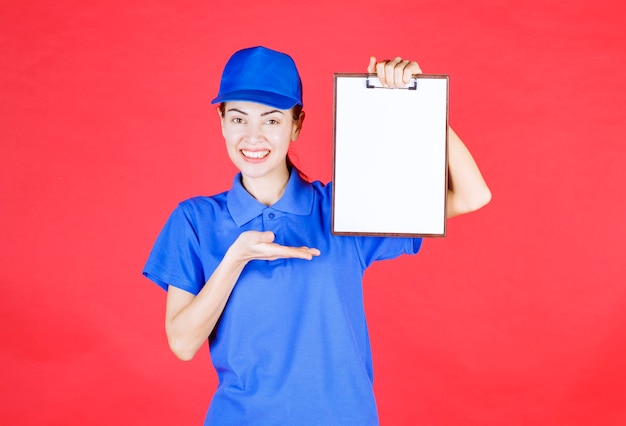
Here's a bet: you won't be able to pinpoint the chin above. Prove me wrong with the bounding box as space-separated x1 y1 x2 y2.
238 164 271 179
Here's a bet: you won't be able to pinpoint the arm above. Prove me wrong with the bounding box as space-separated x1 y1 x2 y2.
445 127 491 218
165 231 320 361
368 56 491 218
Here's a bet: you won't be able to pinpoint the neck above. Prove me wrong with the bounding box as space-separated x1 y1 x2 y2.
241 167 290 206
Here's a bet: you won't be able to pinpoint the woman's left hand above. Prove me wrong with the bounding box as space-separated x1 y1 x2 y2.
367 56 422 88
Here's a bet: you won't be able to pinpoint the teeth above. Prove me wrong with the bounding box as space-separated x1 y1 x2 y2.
242 150 269 159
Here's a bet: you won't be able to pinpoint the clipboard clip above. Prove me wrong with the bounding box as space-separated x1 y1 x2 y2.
366 75 418 90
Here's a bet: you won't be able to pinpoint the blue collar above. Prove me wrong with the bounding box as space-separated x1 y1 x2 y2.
227 170 315 227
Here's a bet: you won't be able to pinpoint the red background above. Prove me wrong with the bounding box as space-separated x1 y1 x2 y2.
2 1 625 425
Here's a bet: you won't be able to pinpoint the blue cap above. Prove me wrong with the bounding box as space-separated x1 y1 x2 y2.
211 46 303 109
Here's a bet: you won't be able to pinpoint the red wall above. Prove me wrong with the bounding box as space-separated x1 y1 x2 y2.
2 1 625 425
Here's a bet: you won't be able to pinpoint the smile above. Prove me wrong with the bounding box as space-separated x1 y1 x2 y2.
241 149 269 159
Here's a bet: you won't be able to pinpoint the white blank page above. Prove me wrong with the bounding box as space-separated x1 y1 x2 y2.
332 74 448 236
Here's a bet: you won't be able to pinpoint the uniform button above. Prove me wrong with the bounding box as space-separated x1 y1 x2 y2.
268 213 275 219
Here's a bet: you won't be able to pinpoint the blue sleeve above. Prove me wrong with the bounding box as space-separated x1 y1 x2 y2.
142 203 205 295
321 181 422 269
354 236 422 269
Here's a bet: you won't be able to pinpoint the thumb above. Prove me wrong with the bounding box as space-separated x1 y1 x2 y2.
367 56 377 74
260 231 275 243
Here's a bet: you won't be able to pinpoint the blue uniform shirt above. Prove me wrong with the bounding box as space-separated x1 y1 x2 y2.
143 171 422 425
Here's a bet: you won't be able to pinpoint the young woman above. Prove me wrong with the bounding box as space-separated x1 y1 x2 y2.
144 46 491 425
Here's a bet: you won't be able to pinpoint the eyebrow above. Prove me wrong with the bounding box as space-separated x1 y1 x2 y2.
227 108 284 116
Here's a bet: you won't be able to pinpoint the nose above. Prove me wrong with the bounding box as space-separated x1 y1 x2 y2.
247 123 264 144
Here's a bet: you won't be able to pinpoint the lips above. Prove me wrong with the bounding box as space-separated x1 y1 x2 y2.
241 149 269 159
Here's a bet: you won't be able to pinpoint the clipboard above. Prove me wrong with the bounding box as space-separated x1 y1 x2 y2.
332 73 449 237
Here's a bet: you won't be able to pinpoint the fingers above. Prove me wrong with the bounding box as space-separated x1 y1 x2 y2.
378 57 407 88
299 246 321 257
276 245 321 260
367 56 377 74
234 231 321 261
369 56 423 88
259 243 321 261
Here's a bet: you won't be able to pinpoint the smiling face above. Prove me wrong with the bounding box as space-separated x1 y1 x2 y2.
219 101 303 195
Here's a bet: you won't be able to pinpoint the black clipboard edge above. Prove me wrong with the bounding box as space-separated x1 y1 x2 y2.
331 73 449 238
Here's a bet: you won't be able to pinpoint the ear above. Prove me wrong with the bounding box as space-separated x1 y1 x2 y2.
291 110 305 142
217 106 226 137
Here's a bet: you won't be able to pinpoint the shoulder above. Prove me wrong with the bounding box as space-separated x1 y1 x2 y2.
179 190 228 210
300 179 332 213
308 179 332 198
173 190 231 225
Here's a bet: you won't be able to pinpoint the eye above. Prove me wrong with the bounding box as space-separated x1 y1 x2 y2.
265 118 280 125
231 117 245 124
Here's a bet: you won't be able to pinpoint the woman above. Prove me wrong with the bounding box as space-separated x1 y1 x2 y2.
143 46 491 425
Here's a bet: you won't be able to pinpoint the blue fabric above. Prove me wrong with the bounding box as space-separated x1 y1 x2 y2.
143 171 422 425
211 46 303 109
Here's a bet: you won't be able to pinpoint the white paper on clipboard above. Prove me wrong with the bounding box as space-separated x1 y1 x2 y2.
332 73 449 237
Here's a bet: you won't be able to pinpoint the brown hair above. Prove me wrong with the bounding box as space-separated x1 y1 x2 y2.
218 103 309 181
